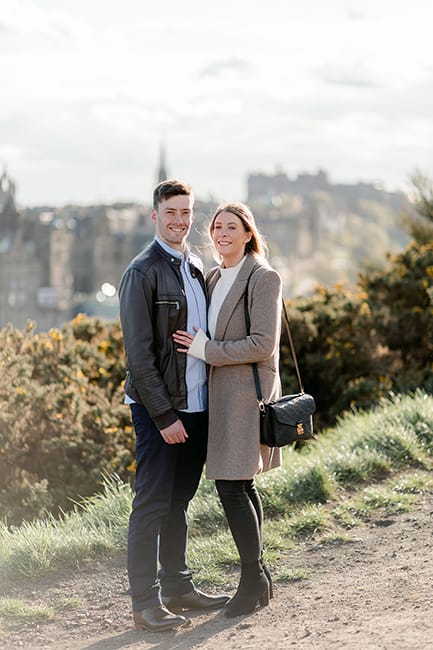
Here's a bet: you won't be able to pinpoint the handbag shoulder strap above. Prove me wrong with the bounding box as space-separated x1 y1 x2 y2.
243 271 305 397
280 299 304 394
243 273 264 405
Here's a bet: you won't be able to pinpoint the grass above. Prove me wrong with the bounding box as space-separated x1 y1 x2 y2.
0 598 54 623
0 595 82 632
54 597 82 611
0 474 131 583
275 567 310 582
1 390 433 589
339 484 419 518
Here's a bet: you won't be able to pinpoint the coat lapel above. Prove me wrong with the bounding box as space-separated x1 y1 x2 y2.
212 254 259 341
206 266 221 299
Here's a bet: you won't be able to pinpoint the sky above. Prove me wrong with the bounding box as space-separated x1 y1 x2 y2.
1 0 433 206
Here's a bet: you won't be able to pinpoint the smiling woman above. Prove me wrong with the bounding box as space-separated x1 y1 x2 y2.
172 200 282 617
210 202 268 266
211 211 252 267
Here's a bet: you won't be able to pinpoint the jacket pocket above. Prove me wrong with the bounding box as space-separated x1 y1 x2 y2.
155 299 180 310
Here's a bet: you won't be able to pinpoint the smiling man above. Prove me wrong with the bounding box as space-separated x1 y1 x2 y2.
118 179 229 632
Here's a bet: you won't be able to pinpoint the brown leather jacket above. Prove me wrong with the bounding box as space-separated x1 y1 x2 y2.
118 239 205 429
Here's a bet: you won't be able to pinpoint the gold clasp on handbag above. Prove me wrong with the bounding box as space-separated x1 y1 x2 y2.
296 422 304 436
258 400 266 413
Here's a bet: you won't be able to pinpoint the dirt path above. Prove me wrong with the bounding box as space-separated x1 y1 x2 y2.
1 492 433 650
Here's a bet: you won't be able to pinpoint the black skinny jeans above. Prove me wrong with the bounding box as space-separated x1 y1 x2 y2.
215 479 263 563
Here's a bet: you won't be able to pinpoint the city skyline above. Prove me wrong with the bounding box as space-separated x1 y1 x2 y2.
1 0 432 206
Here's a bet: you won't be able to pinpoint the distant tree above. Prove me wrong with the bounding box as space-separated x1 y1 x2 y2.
360 240 433 392
403 170 433 244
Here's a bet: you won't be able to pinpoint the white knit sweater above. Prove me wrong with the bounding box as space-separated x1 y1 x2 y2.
188 256 247 360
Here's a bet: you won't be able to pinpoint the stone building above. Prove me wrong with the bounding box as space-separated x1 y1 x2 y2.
0 170 44 329
0 171 78 329
1 160 410 330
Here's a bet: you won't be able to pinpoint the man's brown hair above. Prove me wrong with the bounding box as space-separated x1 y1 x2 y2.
153 179 193 209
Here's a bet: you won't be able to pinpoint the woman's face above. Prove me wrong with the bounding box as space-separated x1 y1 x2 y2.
211 211 252 265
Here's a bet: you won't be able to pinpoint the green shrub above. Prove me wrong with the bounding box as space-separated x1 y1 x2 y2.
0 316 134 525
281 241 433 430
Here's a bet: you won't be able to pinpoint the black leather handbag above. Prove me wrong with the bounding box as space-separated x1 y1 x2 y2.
244 277 316 448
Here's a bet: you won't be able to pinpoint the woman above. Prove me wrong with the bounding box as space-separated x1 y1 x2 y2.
172 202 282 617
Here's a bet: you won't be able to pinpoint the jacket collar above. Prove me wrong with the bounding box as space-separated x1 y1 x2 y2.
151 238 204 274
152 239 182 265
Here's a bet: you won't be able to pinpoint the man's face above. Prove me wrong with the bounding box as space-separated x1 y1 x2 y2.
152 194 194 252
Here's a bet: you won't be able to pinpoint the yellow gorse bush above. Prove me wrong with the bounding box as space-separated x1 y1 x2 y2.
0 316 134 526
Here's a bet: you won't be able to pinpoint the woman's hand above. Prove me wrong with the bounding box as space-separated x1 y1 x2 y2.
172 328 198 353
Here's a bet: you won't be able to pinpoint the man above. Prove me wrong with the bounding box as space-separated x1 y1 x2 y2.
118 179 229 632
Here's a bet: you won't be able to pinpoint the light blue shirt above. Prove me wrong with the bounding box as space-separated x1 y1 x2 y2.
125 237 208 413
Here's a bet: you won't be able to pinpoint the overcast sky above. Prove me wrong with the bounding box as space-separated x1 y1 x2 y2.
1 0 433 206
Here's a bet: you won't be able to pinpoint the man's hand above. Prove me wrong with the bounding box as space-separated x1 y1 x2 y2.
160 419 188 444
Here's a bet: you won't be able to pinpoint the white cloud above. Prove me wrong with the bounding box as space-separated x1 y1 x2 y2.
199 58 253 78
314 63 379 88
1 0 433 204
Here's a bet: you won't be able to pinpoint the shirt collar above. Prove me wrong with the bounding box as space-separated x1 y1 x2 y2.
155 236 191 263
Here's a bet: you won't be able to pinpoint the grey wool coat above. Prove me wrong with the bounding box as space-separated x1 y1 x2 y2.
204 253 283 480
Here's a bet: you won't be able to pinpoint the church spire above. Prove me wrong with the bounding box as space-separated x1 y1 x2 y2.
0 167 18 217
157 142 168 183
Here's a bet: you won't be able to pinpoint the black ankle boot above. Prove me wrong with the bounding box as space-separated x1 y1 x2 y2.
224 561 270 618
260 559 274 600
